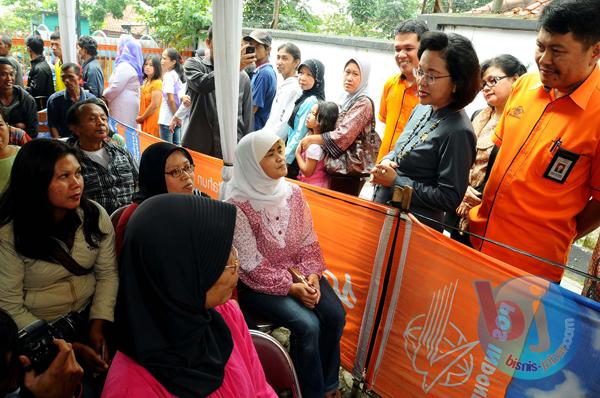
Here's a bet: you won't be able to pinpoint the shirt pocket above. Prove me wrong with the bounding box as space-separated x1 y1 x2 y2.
534 144 591 190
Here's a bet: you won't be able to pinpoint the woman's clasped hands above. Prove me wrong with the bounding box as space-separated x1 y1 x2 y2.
370 159 398 187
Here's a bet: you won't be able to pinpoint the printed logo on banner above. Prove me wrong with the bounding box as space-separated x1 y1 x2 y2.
475 276 579 381
403 280 479 393
108 117 118 133
124 126 141 162
324 270 357 309
197 175 221 196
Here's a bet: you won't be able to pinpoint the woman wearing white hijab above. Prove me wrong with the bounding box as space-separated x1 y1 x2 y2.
300 56 376 196
224 130 346 398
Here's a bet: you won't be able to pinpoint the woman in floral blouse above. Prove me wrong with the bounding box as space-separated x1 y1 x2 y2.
224 130 346 398
300 56 375 196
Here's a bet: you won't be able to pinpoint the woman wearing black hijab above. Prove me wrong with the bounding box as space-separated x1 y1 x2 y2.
284 59 326 178
115 142 199 254
103 194 276 398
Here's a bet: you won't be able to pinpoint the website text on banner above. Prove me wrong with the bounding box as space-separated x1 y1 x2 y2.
113 118 393 373
366 214 600 398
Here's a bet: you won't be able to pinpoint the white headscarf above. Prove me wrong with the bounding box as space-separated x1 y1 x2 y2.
339 56 371 112
222 130 291 210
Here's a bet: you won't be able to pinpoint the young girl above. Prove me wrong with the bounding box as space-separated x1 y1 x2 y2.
0 111 20 192
136 54 162 137
158 48 185 145
295 101 338 188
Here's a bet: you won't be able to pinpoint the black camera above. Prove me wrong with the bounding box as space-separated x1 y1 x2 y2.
18 312 82 373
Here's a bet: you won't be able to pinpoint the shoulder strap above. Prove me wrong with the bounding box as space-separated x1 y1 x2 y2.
50 241 92 276
354 95 377 133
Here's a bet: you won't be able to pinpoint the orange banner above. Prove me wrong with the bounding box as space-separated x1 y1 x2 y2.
367 215 529 398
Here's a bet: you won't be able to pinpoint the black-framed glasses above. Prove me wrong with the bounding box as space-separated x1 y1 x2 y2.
164 163 195 179
482 76 508 89
225 246 240 273
413 68 451 85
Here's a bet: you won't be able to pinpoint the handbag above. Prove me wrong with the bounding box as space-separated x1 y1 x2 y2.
325 96 381 177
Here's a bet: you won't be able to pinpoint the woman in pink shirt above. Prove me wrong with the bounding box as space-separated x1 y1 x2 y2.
102 194 276 398
224 130 346 398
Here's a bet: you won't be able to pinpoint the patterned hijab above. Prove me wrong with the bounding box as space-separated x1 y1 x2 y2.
115 35 144 84
288 59 325 128
339 56 371 111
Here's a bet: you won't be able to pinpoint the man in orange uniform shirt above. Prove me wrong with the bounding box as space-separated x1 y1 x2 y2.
376 20 428 162
469 0 600 282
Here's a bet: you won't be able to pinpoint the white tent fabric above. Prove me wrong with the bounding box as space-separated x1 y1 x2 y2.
57 0 78 63
213 1 242 199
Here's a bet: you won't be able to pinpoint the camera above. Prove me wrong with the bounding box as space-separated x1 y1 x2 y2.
246 46 256 55
18 312 82 373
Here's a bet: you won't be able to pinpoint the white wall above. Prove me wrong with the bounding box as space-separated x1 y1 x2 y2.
446 26 538 115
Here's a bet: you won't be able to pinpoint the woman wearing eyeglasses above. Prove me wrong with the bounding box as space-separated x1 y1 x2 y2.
104 195 277 398
371 31 480 231
448 55 527 244
115 142 201 254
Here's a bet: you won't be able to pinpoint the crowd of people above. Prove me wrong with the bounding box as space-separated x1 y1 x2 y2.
0 0 599 397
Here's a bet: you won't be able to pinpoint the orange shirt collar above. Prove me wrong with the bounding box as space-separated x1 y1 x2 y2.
528 65 600 110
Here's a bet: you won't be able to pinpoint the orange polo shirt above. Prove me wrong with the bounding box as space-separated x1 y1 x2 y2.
469 67 600 282
376 74 419 162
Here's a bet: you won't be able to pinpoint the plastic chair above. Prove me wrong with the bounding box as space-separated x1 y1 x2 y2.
250 330 302 398
109 205 128 231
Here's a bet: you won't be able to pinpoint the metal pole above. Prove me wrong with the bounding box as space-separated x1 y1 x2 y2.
57 0 77 63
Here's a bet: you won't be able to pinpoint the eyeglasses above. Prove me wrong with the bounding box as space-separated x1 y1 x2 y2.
225 246 240 273
482 76 508 89
413 68 451 85
164 163 194 179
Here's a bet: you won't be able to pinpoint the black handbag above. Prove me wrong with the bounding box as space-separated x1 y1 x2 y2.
325 96 381 177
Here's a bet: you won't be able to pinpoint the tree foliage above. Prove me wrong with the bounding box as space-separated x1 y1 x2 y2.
451 0 490 13
0 0 57 34
243 0 321 32
349 0 421 38
81 0 131 32
141 0 211 48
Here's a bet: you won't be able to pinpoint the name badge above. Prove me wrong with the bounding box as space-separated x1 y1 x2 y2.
543 147 580 184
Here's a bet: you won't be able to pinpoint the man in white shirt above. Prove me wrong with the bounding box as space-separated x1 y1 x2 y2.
254 42 302 139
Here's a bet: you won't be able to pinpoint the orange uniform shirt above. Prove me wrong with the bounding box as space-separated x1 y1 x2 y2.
469 67 600 282
376 74 419 162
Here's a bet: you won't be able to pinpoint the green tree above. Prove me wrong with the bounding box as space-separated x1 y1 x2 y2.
141 0 211 48
451 0 490 13
81 0 132 32
243 0 321 32
0 0 57 32
325 0 420 38
0 0 131 35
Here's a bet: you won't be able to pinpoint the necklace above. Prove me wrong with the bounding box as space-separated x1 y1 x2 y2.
395 108 447 161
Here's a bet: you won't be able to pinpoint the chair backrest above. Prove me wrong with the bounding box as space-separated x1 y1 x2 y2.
109 205 128 232
250 330 302 398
